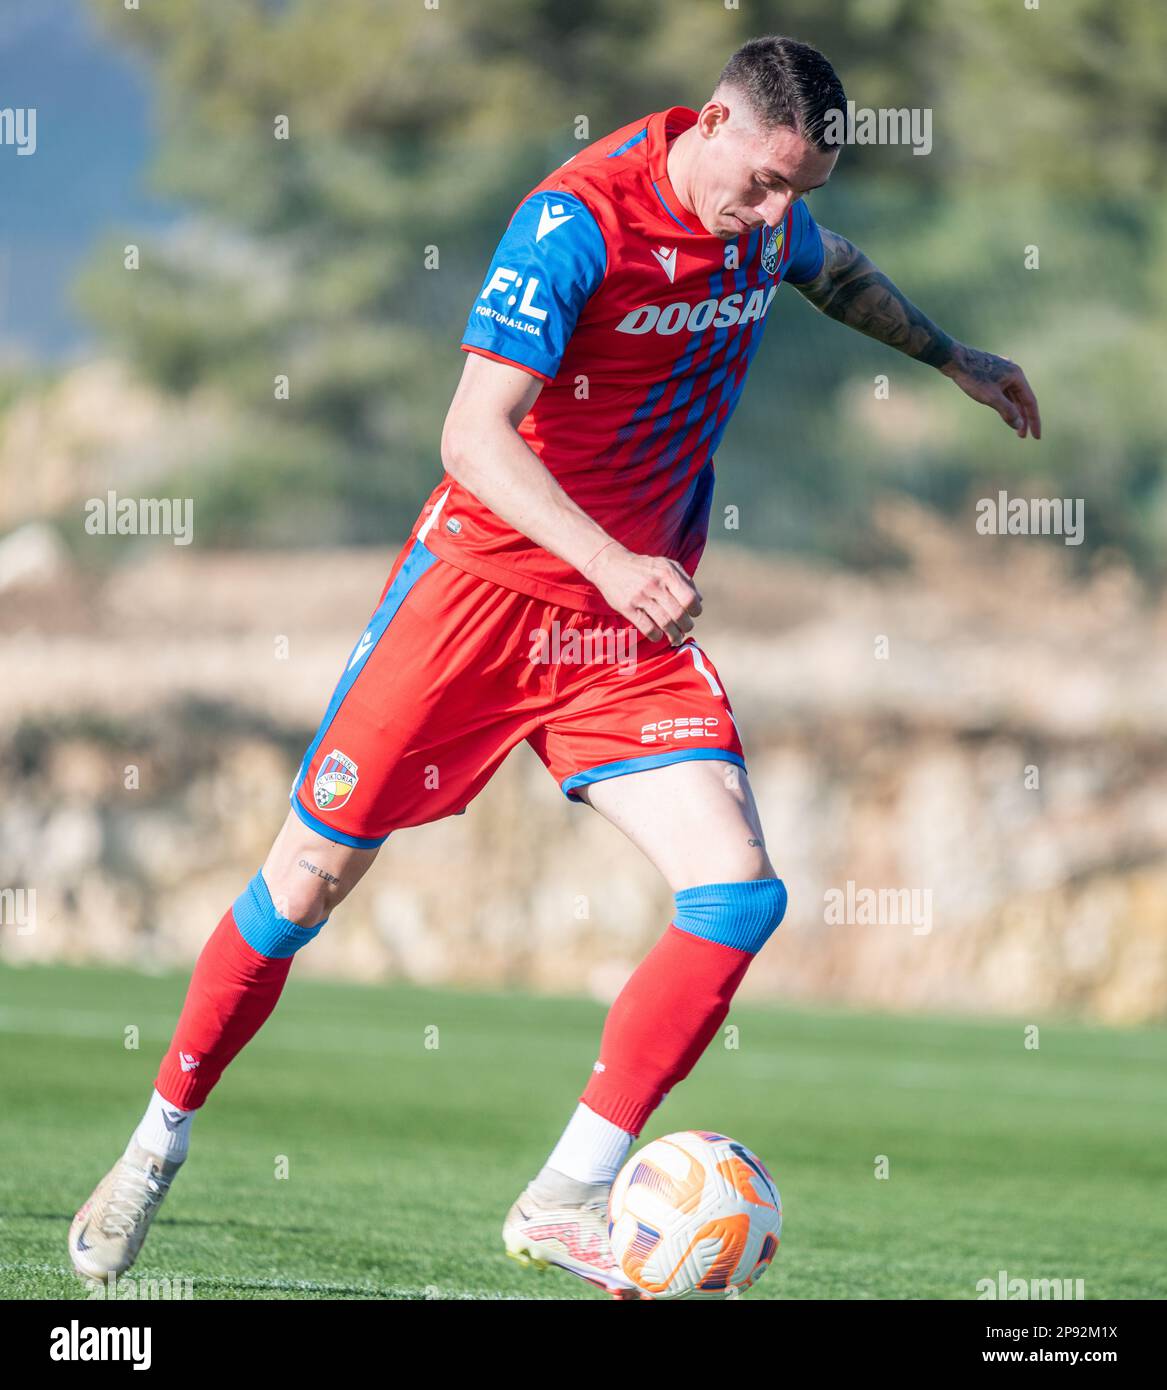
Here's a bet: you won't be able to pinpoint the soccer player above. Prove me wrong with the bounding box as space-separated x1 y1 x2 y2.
69 36 1040 1297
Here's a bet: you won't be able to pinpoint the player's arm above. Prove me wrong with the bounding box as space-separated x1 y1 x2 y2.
440 353 607 596
443 188 701 644
792 226 1041 439
441 352 702 646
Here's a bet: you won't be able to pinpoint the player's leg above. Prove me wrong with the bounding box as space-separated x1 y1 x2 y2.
69 540 536 1282
506 633 783 1295
537 757 781 1158
504 760 783 1294
576 753 775 887
67 814 379 1284
66 543 432 1285
151 810 379 1119
563 757 782 1153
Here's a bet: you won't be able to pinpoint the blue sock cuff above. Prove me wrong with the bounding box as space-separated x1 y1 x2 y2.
232 871 328 959
673 878 787 954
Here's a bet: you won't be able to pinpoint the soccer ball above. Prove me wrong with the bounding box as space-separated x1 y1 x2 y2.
607 1130 781 1299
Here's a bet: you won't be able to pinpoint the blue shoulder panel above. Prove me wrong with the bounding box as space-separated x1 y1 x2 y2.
462 190 607 380
783 199 826 284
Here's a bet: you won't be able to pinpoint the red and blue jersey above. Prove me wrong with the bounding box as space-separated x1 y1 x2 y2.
411 105 825 614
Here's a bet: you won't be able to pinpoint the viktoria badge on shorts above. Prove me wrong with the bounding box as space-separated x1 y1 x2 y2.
314 749 359 811
761 222 785 275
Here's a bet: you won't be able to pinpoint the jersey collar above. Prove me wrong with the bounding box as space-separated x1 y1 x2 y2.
647 106 708 236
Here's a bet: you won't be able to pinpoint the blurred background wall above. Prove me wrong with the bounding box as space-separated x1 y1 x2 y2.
1 0 1164 1021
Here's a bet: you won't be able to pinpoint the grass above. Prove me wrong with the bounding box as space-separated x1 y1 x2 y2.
0 961 1163 1300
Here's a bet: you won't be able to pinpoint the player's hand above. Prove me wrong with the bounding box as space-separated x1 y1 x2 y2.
583 541 703 645
940 344 1042 439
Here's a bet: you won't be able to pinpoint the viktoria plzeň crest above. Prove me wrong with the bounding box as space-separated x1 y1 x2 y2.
313 749 359 811
761 221 785 276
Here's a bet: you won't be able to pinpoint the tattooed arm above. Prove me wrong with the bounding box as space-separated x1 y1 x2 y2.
793 227 1041 439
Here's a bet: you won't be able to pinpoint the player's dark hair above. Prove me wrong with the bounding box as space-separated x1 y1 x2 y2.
717 36 846 151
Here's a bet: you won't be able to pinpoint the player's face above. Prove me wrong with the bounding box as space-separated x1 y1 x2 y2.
690 99 838 240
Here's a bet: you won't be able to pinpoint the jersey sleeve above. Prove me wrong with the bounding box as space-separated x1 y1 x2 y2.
783 199 826 285
461 189 608 382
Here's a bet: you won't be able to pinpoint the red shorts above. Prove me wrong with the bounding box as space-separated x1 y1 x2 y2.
291 538 746 847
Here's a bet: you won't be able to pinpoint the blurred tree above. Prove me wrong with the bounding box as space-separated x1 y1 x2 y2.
77 0 1166 567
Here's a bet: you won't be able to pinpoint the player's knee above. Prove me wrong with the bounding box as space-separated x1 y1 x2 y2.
673 877 788 955
265 864 335 931
232 870 328 958
262 811 376 928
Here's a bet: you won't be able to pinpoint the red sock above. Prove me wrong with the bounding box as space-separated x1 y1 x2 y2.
581 924 753 1135
154 907 294 1109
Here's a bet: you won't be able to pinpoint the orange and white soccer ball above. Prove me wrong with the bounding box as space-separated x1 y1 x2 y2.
607 1131 781 1299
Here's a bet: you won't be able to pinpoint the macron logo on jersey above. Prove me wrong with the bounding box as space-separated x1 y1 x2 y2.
651 245 677 282
536 201 574 241
347 629 374 671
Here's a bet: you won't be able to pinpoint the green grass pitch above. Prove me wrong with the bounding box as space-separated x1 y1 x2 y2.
1 962 1162 1300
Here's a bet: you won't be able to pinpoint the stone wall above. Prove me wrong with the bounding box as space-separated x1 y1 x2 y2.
2 513 1164 1022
